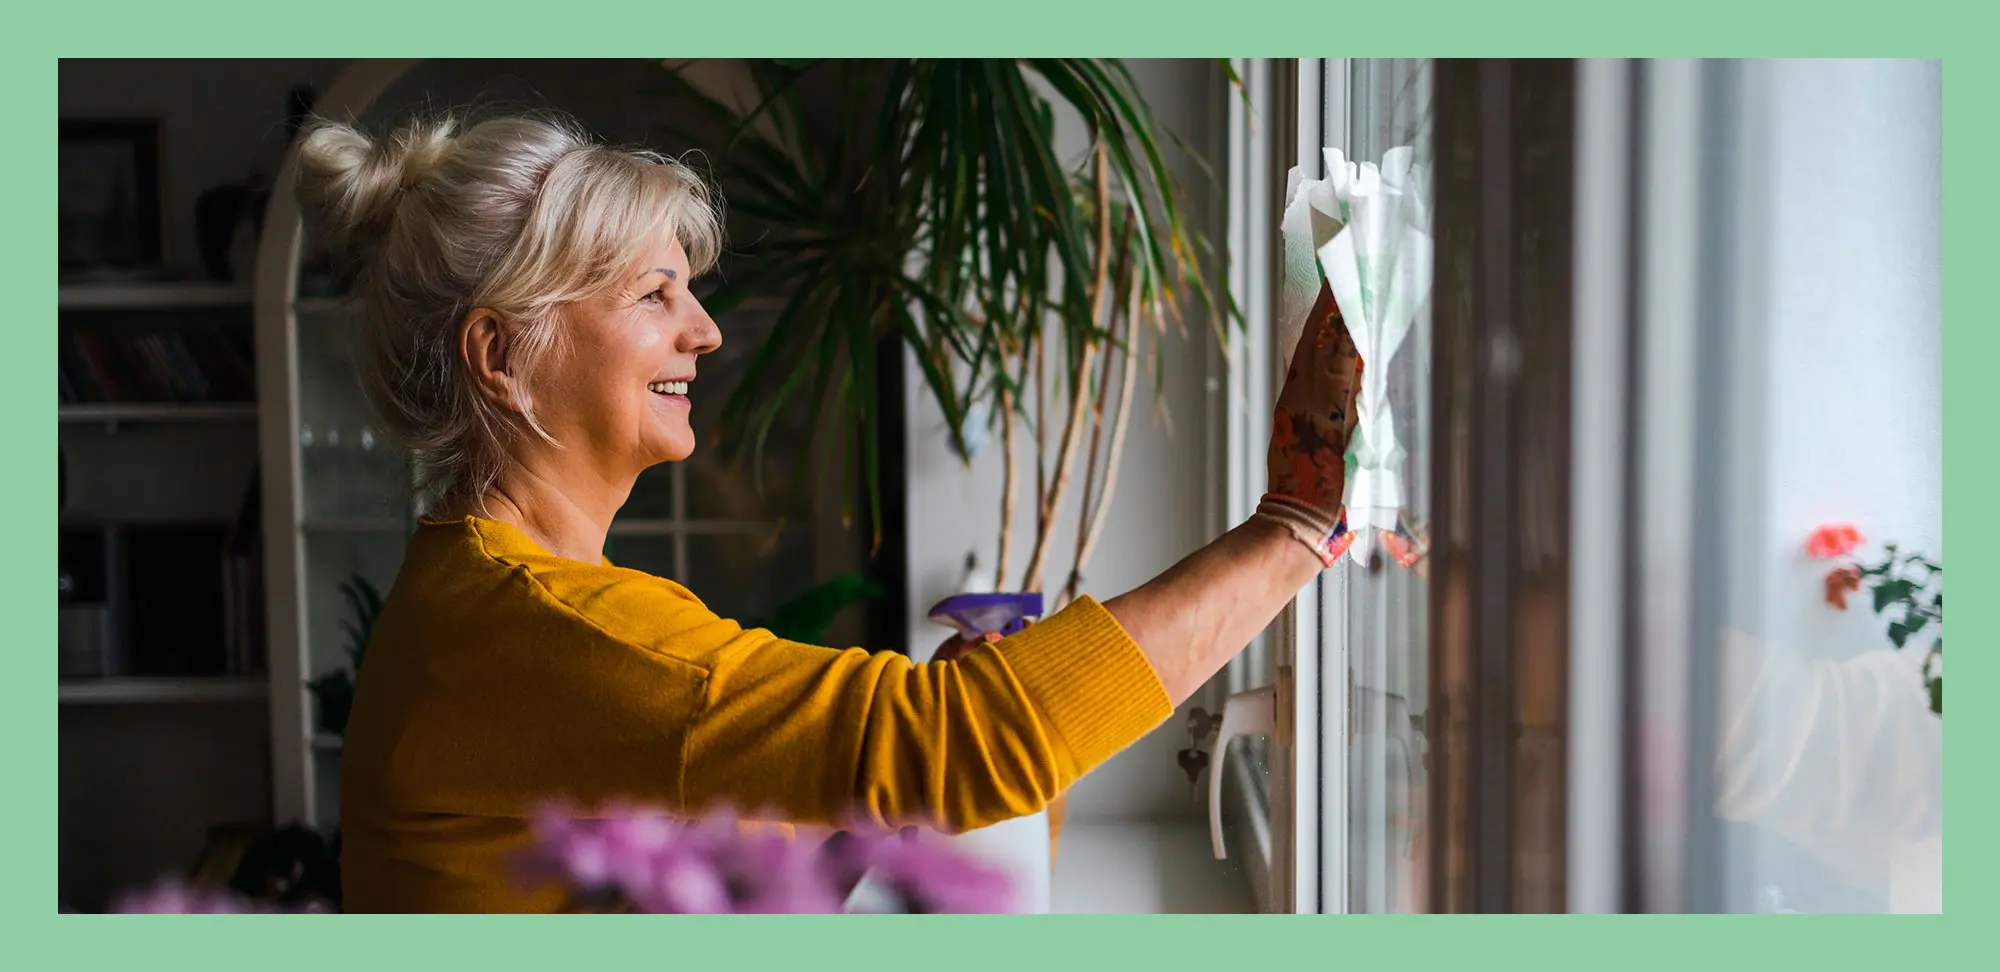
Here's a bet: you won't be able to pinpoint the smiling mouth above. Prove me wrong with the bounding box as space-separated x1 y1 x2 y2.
648 380 691 397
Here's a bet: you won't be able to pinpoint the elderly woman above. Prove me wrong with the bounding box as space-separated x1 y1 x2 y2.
298 112 1360 913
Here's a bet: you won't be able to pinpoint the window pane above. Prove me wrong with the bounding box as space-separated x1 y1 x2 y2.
684 307 816 521
683 528 816 626
622 464 676 520
603 534 679 582
1336 57 1432 914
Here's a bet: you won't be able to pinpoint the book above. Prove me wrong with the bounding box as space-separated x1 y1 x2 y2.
161 333 213 401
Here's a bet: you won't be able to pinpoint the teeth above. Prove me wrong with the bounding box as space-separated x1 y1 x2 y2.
648 381 691 395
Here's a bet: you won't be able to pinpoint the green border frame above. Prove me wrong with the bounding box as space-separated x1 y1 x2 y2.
11 3 1983 957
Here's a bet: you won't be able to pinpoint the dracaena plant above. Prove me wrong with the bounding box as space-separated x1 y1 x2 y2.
656 59 1230 601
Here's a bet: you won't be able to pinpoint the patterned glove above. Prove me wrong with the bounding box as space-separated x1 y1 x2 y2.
1261 280 1362 567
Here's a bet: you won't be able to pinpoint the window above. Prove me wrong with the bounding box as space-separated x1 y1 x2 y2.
1319 57 1435 915
606 304 879 644
1217 58 1434 914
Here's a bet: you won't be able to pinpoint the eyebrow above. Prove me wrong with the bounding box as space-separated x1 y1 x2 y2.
640 267 678 282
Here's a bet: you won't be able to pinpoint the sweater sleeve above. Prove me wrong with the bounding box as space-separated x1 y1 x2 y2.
676 595 1171 833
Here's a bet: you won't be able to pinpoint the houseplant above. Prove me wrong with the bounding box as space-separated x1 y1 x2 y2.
1811 523 1943 715
305 573 383 737
657 59 1229 587
657 58 1232 891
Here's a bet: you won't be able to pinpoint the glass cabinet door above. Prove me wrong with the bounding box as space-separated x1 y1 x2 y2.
291 287 416 829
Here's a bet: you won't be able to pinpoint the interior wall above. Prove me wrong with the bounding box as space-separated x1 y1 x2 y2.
902 59 1227 822
1751 58 1943 646
1724 57 1943 914
59 59 354 278
59 58 353 910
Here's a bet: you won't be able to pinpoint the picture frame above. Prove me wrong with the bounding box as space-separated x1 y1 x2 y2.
59 119 165 276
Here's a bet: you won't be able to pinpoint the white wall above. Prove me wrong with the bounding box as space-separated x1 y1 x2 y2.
1724 57 1942 913
903 60 1226 822
1753 58 1943 642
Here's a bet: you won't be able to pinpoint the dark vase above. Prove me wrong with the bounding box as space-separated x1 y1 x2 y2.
307 673 354 735
194 181 265 282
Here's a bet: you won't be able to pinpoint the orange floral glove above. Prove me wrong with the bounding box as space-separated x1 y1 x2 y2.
1260 280 1363 567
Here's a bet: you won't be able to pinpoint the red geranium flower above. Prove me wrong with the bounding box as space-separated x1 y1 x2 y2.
1823 566 1863 610
1806 523 1865 560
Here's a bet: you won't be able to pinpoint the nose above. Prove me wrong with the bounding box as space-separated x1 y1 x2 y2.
682 296 722 356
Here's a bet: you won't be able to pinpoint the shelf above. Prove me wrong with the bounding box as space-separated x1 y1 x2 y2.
60 676 267 705
311 733 344 752
59 283 253 311
293 296 355 315
59 403 258 424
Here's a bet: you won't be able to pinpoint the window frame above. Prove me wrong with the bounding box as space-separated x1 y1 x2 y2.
1216 57 1346 915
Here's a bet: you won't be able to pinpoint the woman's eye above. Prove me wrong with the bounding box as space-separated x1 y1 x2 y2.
640 287 669 305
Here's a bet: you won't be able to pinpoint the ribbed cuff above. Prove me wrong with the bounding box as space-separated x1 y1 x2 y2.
995 596 1173 776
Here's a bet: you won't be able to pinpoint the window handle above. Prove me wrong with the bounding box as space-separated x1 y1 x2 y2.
1209 685 1277 860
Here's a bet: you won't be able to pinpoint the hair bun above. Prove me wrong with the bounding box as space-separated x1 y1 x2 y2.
295 116 459 258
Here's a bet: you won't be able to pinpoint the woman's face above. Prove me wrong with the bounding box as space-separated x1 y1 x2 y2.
533 236 720 478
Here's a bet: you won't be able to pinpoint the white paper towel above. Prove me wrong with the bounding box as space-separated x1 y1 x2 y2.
1278 148 1433 565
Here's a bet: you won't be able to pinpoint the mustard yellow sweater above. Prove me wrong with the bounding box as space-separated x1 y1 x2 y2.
338 516 1173 912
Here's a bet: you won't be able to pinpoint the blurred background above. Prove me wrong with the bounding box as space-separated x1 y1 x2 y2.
55 58 1940 913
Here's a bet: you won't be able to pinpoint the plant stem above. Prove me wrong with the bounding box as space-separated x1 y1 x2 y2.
1064 265 1146 606
995 349 1019 589
1033 331 1047 546
1021 143 1112 594
1063 318 1118 607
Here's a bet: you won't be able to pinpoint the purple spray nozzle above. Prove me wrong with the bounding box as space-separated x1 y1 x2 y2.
926 592 1044 640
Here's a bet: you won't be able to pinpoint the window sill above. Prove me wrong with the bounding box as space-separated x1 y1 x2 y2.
1050 819 1258 914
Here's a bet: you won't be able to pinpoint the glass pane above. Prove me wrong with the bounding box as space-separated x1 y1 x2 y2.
622 464 676 520
296 306 410 525
684 307 815 521
296 244 415 833
682 528 815 628
1338 57 1433 914
603 534 679 582
302 531 407 677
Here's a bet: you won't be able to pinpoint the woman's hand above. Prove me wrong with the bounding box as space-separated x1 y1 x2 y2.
1268 280 1361 517
1098 280 1358 704
932 631 1002 663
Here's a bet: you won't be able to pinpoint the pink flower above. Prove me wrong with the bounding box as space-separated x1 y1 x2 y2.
111 881 251 914
517 803 1015 914
862 831 1016 914
1806 523 1865 560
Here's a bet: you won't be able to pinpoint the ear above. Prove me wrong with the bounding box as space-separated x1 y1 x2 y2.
460 307 525 411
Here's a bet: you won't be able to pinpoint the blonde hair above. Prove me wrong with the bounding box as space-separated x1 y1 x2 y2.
293 111 723 512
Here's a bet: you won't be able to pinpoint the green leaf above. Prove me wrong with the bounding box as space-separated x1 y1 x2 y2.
1928 675 1942 716
1888 621 1910 648
1872 578 1919 614
654 58 1230 532
747 573 886 644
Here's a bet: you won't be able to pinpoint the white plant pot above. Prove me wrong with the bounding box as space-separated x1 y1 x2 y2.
939 809 1052 913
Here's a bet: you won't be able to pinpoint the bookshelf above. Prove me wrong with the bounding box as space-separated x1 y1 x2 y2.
59 282 252 312
59 403 258 424
59 677 267 705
